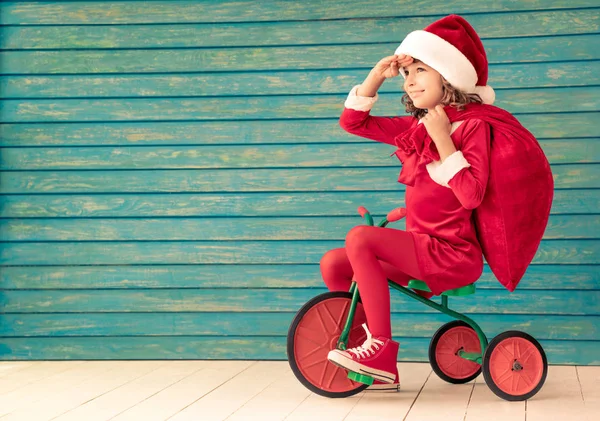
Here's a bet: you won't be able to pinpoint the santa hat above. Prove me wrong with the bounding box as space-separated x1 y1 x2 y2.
394 14 495 105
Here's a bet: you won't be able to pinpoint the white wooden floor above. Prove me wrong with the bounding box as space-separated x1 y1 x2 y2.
0 361 597 421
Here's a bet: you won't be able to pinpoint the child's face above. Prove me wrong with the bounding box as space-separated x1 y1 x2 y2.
402 60 444 113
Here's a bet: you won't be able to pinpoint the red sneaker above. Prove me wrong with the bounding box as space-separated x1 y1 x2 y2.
327 323 399 384
368 370 400 391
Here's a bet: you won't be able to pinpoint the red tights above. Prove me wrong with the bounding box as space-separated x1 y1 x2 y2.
320 226 423 339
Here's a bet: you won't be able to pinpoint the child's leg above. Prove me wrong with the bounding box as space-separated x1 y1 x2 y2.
320 248 354 292
345 226 422 339
320 248 416 292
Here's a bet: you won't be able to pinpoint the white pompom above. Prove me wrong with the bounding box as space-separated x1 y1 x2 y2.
472 85 495 105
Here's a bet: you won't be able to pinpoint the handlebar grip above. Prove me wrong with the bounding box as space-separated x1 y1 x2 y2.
386 207 407 222
357 206 370 218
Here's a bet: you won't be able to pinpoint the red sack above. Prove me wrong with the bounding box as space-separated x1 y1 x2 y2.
394 103 554 291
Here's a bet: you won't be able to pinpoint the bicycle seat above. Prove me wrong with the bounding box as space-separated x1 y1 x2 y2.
408 279 476 297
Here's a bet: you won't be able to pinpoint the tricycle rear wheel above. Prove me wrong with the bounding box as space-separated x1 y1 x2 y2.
482 331 547 401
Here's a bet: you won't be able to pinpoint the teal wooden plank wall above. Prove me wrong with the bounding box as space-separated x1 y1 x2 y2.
0 1 599 364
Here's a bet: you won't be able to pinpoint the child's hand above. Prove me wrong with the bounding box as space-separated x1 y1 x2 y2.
422 105 452 143
372 54 414 79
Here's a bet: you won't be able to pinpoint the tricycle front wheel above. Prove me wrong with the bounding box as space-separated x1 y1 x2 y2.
287 291 369 398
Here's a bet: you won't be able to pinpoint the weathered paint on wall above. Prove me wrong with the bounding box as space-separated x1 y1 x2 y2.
0 1 598 363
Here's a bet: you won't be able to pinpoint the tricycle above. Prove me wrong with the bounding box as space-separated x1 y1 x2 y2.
287 206 548 401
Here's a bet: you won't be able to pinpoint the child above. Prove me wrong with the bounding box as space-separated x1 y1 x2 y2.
322 14 498 389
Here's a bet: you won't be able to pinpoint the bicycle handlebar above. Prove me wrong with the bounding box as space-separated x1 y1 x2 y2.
386 207 407 222
357 206 369 218
357 206 407 226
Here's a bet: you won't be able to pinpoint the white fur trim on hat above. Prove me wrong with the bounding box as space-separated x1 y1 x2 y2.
395 30 477 92
472 85 495 105
395 30 495 104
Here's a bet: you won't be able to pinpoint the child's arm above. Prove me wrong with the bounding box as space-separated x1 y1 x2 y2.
339 89 414 146
434 120 491 210
339 56 415 146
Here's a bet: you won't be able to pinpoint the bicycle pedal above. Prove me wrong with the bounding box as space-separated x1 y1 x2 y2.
348 370 375 385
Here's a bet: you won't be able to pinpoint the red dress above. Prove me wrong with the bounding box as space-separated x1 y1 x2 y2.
340 107 491 295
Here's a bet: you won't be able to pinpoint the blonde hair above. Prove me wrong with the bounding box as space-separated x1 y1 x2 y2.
400 65 483 119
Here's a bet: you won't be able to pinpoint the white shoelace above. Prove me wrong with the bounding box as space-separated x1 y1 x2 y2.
346 323 385 359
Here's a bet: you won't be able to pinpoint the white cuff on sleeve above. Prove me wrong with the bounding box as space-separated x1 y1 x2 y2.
344 84 379 111
436 151 471 185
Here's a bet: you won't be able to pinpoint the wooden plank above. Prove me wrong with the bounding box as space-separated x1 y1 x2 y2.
464 376 525 421
344 363 431 421
49 362 209 421
109 361 252 421
2 139 597 170
2 10 598 50
283 384 364 421
0 337 597 364
577 365 600 400
0 143 401 169
0 190 595 218
0 113 596 147
0 362 36 379
2 87 598 122
0 361 122 417
1 1 597 24
1 35 598 74
225 369 311 421
3 61 599 99
0 361 164 421
404 368 475 421
1 263 597 290
0 361 85 395
538 342 600 365
2 313 596 341
1 214 595 242
0 239 597 265
0 288 597 315
167 361 287 421
576 365 600 418
0 363 594 421
526 366 587 420
0 165 596 194
0 210 596 242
